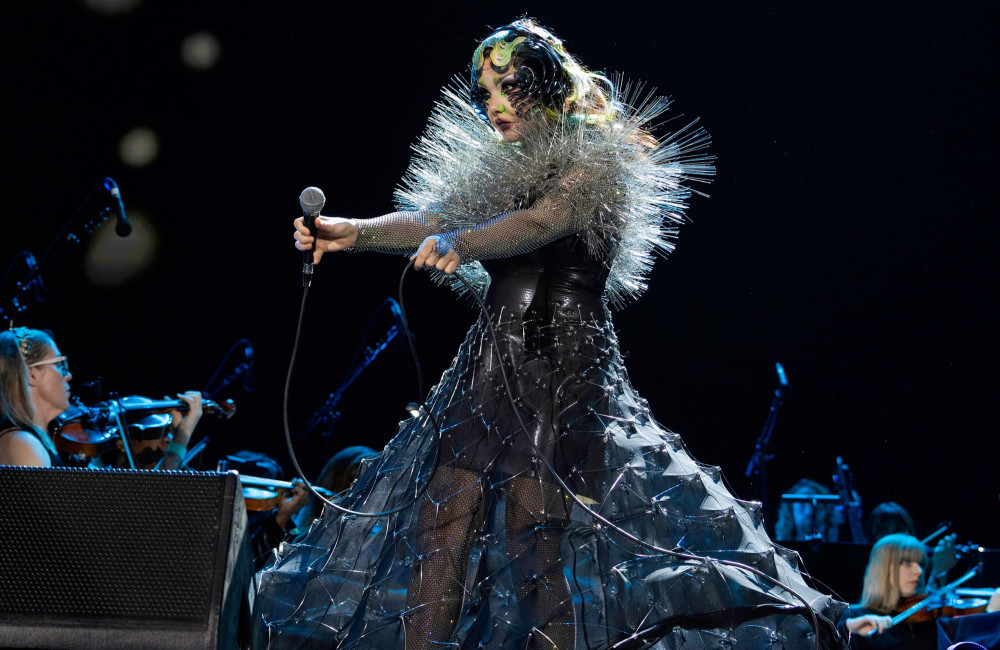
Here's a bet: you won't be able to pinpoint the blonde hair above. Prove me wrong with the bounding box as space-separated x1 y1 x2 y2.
0 327 59 453
859 533 927 613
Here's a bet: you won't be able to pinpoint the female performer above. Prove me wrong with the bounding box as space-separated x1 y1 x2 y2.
843 534 1000 648
256 19 846 648
0 328 72 467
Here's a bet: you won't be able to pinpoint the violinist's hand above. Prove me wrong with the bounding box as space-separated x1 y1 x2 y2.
275 478 309 529
294 216 358 263
169 391 203 448
411 235 461 274
846 614 893 636
931 533 960 579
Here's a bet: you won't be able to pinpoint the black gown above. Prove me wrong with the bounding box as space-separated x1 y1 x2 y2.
252 233 847 649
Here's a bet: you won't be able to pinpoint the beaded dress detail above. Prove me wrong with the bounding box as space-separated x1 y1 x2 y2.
253 86 846 649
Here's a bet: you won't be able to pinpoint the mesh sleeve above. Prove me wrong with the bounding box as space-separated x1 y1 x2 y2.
354 171 587 261
352 211 441 254
442 191 578 261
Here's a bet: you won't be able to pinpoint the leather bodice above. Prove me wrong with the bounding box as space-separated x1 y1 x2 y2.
480 234 610 322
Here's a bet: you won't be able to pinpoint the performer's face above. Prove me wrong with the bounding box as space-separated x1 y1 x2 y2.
897 558 923 598
28 344 73 417
476 67 523 142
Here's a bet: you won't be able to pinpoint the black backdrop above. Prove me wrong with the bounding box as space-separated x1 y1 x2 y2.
2 3 996 551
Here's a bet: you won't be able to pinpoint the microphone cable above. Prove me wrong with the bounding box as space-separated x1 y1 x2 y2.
282 263 439 518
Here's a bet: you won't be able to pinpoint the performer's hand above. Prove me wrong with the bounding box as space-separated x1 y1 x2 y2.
169 391 203 448
275 478 309 528
411 235 461 274
846 614 892 636
294 216 358 263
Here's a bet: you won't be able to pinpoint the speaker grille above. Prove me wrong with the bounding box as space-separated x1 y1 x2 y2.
0 468 236 622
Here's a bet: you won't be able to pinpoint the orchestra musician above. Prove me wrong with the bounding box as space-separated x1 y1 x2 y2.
0 326 202 470
0 328 70 467
843 533 1000 648
865 501 961 590
775 478 842 542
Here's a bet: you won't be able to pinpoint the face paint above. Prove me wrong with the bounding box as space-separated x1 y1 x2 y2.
470 23 573 124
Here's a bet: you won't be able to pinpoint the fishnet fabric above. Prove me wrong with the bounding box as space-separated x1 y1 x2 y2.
353 192 579 264
255 308 846 648
404 466 484 648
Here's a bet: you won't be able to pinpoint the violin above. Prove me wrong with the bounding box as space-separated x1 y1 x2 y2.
50 394 236 459
237 474 336 512
894 592 989 623
871 568 987 634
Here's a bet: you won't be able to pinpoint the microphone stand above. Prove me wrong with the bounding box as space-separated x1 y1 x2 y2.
301 324 401 438
745 362 789 534
1 178 121 322
201 338 256 399
183 436 210 467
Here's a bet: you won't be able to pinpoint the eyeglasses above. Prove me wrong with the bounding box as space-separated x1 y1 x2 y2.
28 355 70 376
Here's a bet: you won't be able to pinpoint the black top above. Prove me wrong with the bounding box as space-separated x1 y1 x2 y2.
0 416 66 467
482 235 610 321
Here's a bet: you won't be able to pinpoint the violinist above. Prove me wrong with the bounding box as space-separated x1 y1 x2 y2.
0 326 203 470
866 501 961 591
0 328 69 467
98 392 202 470
843 533 1000 648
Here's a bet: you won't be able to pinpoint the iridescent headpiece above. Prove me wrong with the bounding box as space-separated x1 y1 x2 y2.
470 19 611 122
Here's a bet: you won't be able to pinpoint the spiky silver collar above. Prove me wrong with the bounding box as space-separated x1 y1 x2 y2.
393 80 714 309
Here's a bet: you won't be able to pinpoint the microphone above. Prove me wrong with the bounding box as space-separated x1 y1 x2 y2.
299 186 326 287
775 362 788 387
103 178 132 236
387 298 414 349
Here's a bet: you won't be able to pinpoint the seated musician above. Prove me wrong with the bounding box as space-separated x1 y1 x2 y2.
866 501 961 590
774 478 842 542
843 533 1000 648
293 445 378 532
102 397 202 470
0 328 70 466
226 451 310 571
0 327 202 469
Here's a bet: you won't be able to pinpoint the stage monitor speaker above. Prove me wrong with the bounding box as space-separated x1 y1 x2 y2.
0 467 252 649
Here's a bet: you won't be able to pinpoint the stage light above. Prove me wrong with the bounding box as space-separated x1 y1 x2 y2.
181 32 221 70
119 127 159 167
84 211 157 287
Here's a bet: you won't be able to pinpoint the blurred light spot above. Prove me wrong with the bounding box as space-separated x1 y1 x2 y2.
181 32 221 70
119 128 159 167
85 211 157 287
81 0 141 14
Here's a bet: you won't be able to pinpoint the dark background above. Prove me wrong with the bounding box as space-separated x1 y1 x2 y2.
2 1 996 562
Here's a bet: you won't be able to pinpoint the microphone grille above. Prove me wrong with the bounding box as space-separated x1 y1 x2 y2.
299 186 326 216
